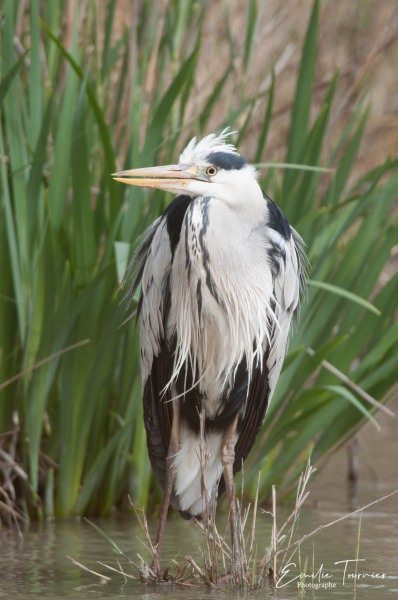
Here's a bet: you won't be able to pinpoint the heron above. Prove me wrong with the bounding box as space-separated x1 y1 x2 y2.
113 129 307 575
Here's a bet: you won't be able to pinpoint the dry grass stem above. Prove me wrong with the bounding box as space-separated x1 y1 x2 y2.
275 487 398 560
271 485 277 586
97 561 136 580
67 556 111 581
0 339 91 391
70 459 398 592
306 348 395 419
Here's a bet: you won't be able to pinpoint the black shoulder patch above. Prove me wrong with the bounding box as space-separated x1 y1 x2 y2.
264 193 291 240
206 151 247 171
163 194 192 256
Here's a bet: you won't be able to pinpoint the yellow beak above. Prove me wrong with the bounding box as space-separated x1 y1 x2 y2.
112 164 206 193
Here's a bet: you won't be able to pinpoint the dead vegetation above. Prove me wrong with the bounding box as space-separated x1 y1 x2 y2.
0 416 27 535
69 460 398 591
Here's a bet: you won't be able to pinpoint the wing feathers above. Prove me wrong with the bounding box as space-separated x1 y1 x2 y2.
128 191 307 511
218 352 271 497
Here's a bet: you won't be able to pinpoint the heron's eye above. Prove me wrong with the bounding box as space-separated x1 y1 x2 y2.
206 166 217 177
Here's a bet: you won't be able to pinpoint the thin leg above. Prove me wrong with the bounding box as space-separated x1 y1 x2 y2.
221 414 241 578
199 403 210 522
152 399 180 578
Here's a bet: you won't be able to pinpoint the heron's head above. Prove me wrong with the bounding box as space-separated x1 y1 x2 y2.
112 129 261 206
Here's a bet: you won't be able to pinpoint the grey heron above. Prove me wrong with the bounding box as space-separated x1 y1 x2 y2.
113 129 307 575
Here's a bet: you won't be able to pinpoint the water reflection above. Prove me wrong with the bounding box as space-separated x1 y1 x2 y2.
1 405 397 599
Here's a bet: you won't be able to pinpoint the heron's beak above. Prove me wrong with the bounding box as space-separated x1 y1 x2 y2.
112 164 206 193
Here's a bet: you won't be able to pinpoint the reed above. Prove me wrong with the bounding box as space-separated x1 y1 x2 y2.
0 0 397 521
69 461 398 591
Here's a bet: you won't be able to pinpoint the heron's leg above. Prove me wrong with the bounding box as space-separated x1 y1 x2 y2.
152 399 180 577
221 414 241 577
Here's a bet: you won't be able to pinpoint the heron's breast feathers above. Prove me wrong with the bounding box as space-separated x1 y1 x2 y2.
136 198 304 410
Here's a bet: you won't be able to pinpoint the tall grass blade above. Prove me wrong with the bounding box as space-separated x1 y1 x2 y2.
244 0 257 75
308 280 381 316
0 0 396 519
283 0 319 197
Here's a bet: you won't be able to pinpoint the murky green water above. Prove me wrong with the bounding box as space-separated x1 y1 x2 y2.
1 406 397 599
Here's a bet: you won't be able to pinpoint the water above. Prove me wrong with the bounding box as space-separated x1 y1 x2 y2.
1 405 397 599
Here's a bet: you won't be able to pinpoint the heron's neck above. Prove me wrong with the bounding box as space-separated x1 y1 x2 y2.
207 173 264 221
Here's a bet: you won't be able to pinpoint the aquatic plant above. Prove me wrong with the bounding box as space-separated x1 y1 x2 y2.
69 459 398 590
0 0 397 521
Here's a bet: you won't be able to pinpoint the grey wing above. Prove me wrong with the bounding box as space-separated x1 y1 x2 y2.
143 342 174 490
268 227 307 394
138 220 174 382
126 218 175 489
218 352 271 499
219 226 307 495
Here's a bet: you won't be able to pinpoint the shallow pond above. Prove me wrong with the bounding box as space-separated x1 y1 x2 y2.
1 405 397 599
